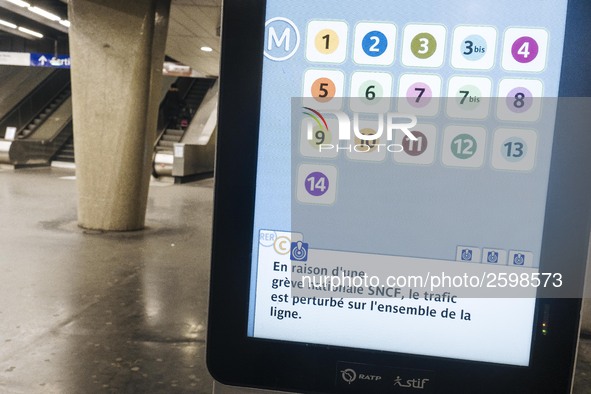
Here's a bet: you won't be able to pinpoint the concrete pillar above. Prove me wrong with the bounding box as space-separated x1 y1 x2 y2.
69 0 171 230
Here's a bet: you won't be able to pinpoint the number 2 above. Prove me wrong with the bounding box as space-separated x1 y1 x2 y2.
369 36 380 52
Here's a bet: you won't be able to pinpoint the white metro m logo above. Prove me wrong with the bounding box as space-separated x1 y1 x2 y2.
264 17 300 61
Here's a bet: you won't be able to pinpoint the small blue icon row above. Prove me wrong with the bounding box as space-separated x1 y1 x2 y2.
291 241 309 262
456 246 533 267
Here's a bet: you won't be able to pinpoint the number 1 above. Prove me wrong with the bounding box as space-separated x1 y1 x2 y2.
322 34 330 50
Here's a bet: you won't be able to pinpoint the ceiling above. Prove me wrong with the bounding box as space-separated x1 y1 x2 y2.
0 0 222 77
166 0 221 77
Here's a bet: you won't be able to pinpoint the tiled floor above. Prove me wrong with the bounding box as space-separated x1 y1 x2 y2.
0 167 213 393
0 167 589 393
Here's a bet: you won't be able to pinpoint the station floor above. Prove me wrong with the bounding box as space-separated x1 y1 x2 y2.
0 167 590 394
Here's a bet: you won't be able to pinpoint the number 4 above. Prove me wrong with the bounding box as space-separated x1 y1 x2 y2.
517 42 530 58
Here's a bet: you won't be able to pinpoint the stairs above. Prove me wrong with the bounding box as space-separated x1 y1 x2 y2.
52 135 75 163
156 128 184 150
20 88 71 139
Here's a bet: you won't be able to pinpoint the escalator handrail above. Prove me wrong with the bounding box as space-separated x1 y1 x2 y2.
0 69 71 137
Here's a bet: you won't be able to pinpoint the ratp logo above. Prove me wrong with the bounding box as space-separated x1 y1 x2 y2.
264 17 300 61
340 368 357 384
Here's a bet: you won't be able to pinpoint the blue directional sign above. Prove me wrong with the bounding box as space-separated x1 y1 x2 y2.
30 53 71 68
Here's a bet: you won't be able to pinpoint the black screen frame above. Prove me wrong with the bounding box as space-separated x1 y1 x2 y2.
207 1 591 392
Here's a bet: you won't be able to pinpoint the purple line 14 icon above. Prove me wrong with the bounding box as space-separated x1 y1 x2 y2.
297 164 337 205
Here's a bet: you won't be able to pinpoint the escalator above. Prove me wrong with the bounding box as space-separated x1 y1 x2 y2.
0 71 215 170
0 66 54 120
154 77 216 152
0 69 72 167
52 135 75 163
153 77 217 178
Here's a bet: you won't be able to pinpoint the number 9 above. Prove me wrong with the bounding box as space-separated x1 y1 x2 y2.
315 130 325 145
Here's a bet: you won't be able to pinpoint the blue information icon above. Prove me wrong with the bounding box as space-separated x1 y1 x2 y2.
513 253 525 266
362 30 388 57
290 241 309 262
461 249 473 261
487 251 499 264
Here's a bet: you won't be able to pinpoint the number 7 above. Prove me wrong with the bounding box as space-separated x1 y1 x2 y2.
459 90 470 104
414 87 425 103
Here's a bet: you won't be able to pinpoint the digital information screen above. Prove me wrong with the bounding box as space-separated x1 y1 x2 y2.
247 0 569 367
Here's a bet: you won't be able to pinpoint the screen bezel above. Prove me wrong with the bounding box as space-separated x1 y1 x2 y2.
207 1 591 392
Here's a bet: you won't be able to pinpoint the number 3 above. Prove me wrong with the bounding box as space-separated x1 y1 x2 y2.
418 37 429 54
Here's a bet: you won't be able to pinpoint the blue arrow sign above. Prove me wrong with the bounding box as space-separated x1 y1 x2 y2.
30 53 71 68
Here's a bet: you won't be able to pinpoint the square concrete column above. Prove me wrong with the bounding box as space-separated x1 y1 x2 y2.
69 0 171 230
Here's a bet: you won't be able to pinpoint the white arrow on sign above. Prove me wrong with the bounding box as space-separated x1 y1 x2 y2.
38 55 48 65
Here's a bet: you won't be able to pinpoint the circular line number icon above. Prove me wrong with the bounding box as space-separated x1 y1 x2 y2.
462 34 486 61
411 32 437 59
358 80 383 103
506 87 533 113
511 36 539 64
406 82 432 108
315 29 339 54
501 137 527 162
402 131 428 156
311 77 336 102
354 128 379 152
305 171 329 196
362 30 388 57
451 133 477 160
456 85 481 110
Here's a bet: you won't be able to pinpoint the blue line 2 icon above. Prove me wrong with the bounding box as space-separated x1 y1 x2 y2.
290 241 309 262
